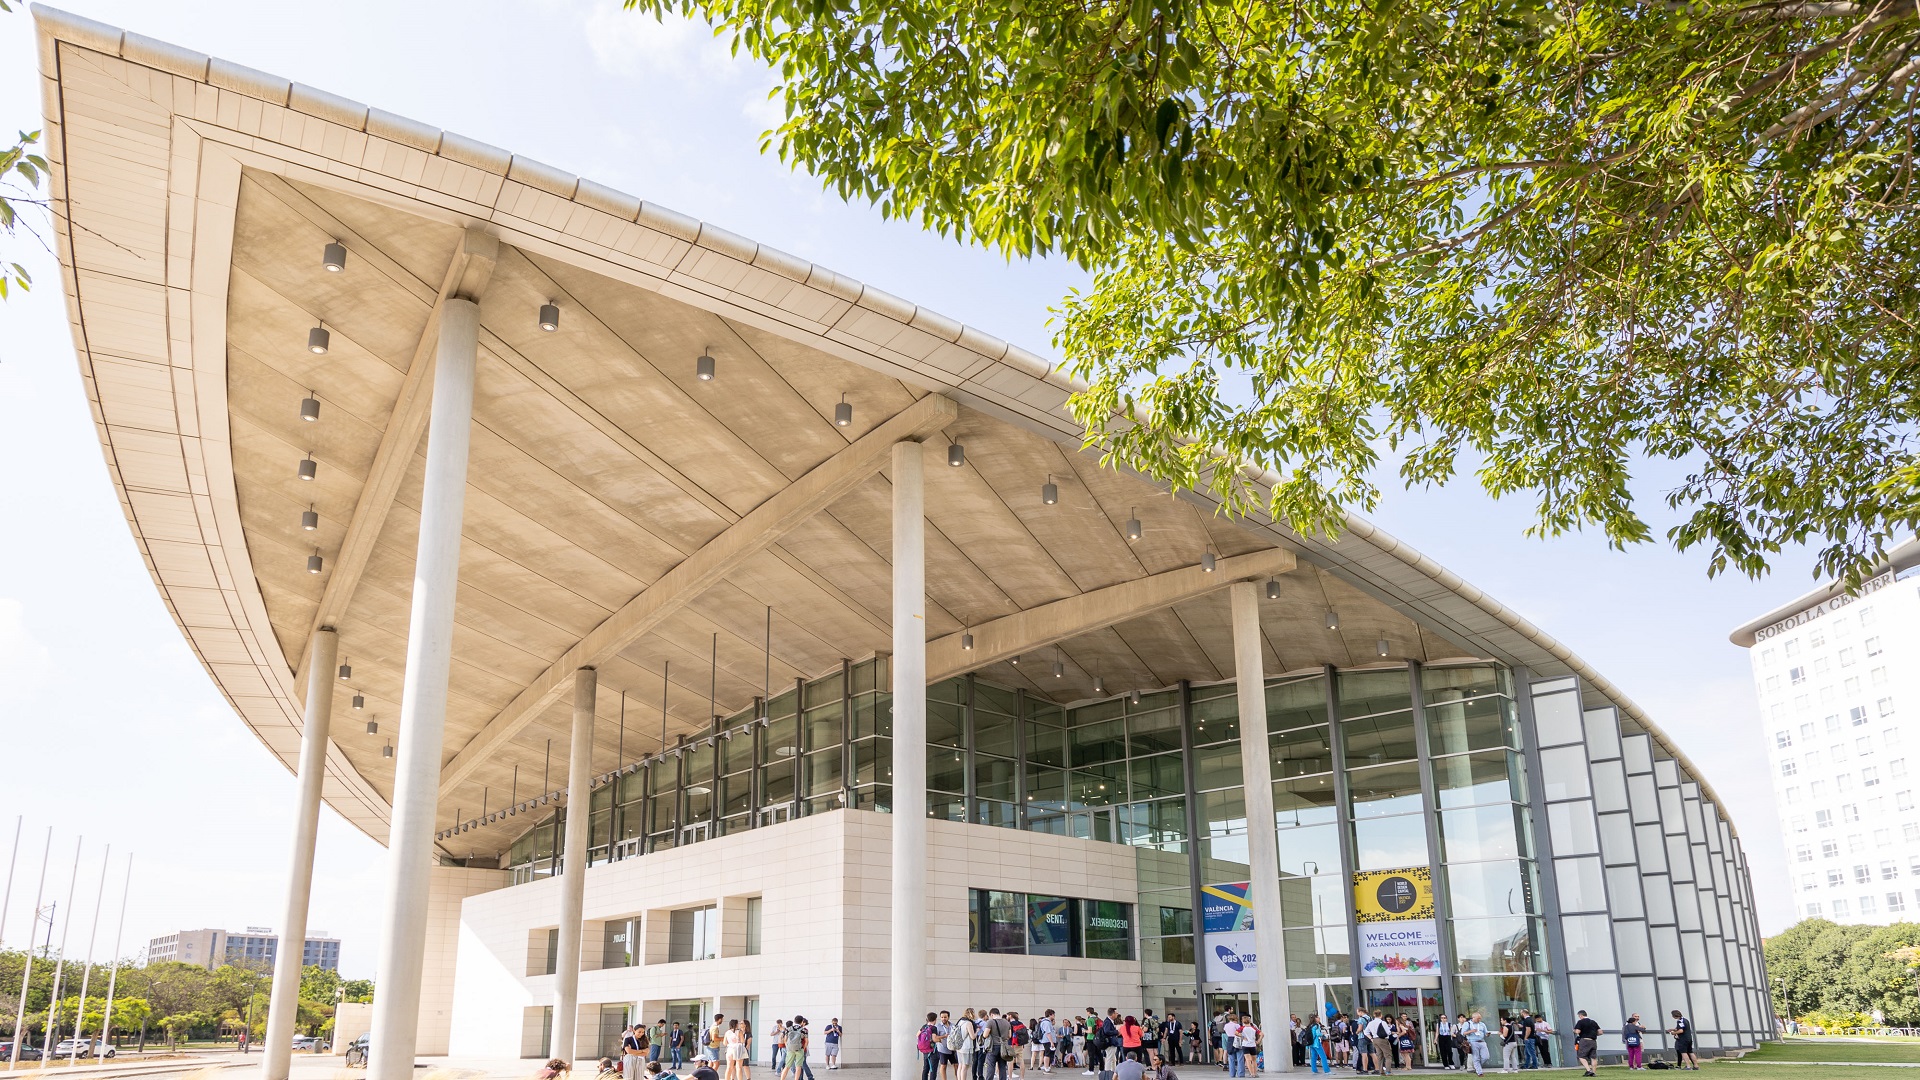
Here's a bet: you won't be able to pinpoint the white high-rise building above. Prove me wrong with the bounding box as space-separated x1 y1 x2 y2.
1732 539 1920 924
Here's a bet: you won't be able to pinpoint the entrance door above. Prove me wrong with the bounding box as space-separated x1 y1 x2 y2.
667 1000 708 1061
1363 987 1444 1067
745 998 760 1065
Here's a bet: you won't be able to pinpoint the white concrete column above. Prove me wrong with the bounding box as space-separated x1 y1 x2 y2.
369 298 480 1080
262 628 339 1080
1230 581 1291 1074
889 440 926 1080
553 667 597 1063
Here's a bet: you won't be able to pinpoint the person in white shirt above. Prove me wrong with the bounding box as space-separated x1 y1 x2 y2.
1363 1013 1393 1078
1233 1017 1260 1078
1220 1017 1242 1078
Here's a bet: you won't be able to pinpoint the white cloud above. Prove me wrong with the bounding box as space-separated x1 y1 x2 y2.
583 5 739 80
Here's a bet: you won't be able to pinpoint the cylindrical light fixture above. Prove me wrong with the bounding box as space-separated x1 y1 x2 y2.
302 507 319 531
1094 675 1106 695
1130 689 1143 705
1266 578 1281 600
1376 637 1391 658
366 719 378 735
298 454 317 481
961 631 974 651
834 394 853 427
1202 550 1217 572
1325 610 1340 630
322 241 347 273
696 350 716 381
948 443 965 467
338 662 352 681
352 693 365 710
538 302 560 332
1052 659 1064 679
300 394 320 422
1042 476 1058 505
1010 654 1021 666
1126 508 1142 541
308 324 330 355
383 742 393 759
307 552 323 574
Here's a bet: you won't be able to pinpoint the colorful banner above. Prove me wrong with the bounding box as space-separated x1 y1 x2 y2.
1352 867 1435 922
1357 919 1441 975
1201 882 1258 982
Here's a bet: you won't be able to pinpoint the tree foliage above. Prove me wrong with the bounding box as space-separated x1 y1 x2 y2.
627 0 1920 585
1766 918 1920 1025
0 951 366 1042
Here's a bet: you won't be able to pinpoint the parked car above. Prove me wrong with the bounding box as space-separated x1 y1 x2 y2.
344 1033 369 1068
291 1034 318 1051
0 1042 46 1061
52 1038 114 1058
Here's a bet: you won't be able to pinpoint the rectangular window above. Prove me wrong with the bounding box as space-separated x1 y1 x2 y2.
1864 767 1881 787
1806 902 1823 917
971 889 1026 954
1855 865 1872 884
1785 787 1802 803
1858 738 1876 756
1027 896 1080 957
667 905 718 962
1790 667 1807 685
1816 810 1833 828
1816 658 1831 675
1895 760 1909 779
1861 607 1877 626
1861 895 1879 915
1775 731 1793 749
1908 824 1920 842
1873 667 1890 686
1891 893 1908 914
1785 640 1802 657
1829 870 1845 887
1766 676 1783 692
1881 698 1897 717
1901 791 1916 811
1782 761 1799 777
1841 648 1857 667
602 917 637 969
1794 815 1809 832
1883 861 1899 880
1082 899 1135 961
1867 637 1883 656
745 897 763 957
1851 833 1868 853
1811 780 1828 798
1807 722 1822 738
1799 873 1815 891
1762 648 1777 666
1797 845 1814 862
1839 774 1855 792
1844 804 1862 822
1852 706 1870 725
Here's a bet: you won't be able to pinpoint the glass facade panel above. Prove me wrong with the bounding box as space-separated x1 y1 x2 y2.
1533 691 1585 746
1354 814 1429 869
1432 750 1525 808
1451 916 1545 973
1439 804 1526 862
1445 859 1538 919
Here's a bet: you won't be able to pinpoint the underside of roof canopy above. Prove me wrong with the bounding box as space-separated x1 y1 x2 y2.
32 3 1734 855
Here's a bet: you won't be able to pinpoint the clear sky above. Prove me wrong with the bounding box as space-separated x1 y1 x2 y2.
0 0 1822 979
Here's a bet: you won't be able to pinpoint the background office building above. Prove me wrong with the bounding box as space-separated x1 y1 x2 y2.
146 928 342 971
34 8 1771 1075
1733 540 1920 925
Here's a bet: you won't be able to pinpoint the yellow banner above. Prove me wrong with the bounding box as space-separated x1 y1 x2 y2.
1352 867 1435 922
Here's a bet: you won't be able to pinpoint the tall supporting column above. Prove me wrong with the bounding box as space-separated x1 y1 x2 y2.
262 628 339 1080
888 441 926 1080
369 298 481 1080
553 667 597 1062
1229 582 1291 1073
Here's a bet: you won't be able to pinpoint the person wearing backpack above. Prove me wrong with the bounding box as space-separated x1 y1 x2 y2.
1621 1014 1645 1071
920 1013 941 1080
951 1011 978 1080
781 1018 813 1080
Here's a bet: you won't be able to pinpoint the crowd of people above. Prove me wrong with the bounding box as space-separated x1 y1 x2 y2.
532 1002 1702 1079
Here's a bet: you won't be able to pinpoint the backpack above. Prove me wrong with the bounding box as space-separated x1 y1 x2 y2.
1012 1022 1028 1047
918 1027 935 1055
947 1023 968 1053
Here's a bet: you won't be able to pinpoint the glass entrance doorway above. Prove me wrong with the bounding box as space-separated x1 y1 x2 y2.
1364 987 1445 1068
667 1000 708 1065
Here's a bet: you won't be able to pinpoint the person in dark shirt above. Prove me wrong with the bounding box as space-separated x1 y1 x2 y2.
1572 1012 1600 1077
693 1066 721 1080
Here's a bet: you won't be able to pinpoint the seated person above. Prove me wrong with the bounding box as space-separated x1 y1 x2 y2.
1116 1051 1148 1080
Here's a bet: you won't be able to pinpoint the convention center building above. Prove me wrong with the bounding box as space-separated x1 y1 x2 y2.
32 7 1774 1078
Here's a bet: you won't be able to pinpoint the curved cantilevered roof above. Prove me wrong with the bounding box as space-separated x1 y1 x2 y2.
31 4 1742 852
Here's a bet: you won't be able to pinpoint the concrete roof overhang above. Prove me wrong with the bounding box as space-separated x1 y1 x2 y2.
31 4 1742 853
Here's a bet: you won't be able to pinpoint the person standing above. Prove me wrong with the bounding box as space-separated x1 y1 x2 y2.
1668 1011 1697 1071
1621 1014 1645 1071
986 1010 1015 1080
936 1012 957 1080
1435 1014 1454 1071
1515 1013 1536 1071
783 1018 815 1080
724 1021 747 1080
1365 1012 1393 1078
1234 1015 1260 1078
921 1014 942 1080
650 1021 668 1067
952 1010 978 1080
670 1023 687 1071
1497 1017 1518 1075
624 1024 648 1080
1571 1012 1599 1078
1220 1014 1243 1079
1141 1012 1161 1068
1531 1015 1551 1069
1304 1015 1328 1075
1461 1013 1488 1078
824 1020 842 1071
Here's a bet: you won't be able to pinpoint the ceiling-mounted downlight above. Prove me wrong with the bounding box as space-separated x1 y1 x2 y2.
307 324 330 355
538 302 560 332
322 241 347 273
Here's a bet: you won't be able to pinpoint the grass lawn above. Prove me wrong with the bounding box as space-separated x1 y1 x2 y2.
1739 1038 1920 1064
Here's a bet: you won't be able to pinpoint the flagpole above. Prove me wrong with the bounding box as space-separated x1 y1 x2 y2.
0 816 21 949
68 844 110 1064
95 854 132 1062
6 828 50 1070
40 836 82 1061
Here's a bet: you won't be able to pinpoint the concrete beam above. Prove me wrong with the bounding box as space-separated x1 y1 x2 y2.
438 393 960 792
926 547 1296 682
293 227 499 689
